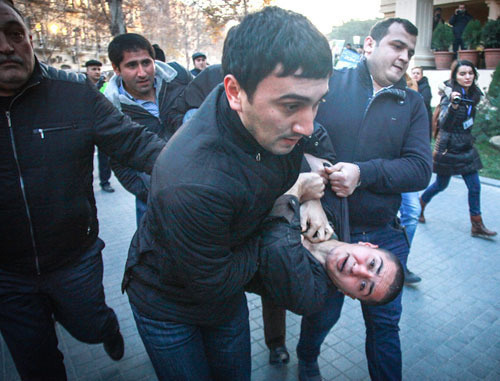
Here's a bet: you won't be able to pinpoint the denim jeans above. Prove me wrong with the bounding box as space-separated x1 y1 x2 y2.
131 293 251 381
297 222 409 381
136 197 148 228
421 172 480 216
399 192 421 246
0 239 119 381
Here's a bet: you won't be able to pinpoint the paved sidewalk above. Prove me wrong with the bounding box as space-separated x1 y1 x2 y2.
2 171 499 381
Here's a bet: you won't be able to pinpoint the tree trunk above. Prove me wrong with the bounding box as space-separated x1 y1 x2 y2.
107 0 126 36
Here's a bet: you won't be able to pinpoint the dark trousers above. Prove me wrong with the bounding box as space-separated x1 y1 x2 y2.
98 148 111 187
453 36 464 53
131 293 251 381
0 239 119 381
297 222 409 381
261 296 286 349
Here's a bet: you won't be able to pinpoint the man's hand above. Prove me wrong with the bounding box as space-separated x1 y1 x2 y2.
300 199 333 243
304 153 333 182
285 172 325 202
325 162 360 197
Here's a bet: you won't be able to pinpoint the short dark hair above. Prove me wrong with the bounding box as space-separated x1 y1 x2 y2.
369 18 418 43
222 6 332 101
85 59 102 67
363 248 404 306
108 33 155 67
152 44 166 62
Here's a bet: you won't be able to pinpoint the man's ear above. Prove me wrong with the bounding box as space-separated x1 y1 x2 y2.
224 74 243 112
358 241 379 249
363 36 376 57
112 63 120 76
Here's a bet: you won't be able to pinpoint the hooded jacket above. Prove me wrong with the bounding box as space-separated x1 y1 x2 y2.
104 61 191 201
316 58 432 232
0 59 164 275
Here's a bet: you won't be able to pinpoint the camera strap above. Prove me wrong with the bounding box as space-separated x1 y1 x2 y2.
462 88 473 129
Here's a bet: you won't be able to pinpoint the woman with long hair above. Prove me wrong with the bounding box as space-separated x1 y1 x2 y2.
419 60 496 238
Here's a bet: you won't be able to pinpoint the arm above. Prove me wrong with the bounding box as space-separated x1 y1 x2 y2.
153 183 260 304
245 194 333 315
92 90 165 174
110 160 150 202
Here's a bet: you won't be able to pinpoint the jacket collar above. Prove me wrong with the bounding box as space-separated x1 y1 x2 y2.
356 57 407 100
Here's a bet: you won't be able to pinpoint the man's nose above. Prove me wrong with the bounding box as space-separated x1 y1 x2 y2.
137 64 147 76
352 264 372 278
292 108 314 137
400 50 410 63
0 33 14 54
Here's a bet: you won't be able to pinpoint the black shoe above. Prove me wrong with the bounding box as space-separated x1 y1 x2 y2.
404 269 422 284
298 359 322 381
101 184 115 193
269 345 290 365
103 331 124 361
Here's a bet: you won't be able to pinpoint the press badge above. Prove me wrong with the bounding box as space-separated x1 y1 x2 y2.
463 117 473 130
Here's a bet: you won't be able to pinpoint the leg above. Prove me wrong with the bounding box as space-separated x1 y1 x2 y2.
131 305 212 381
0 269 67 381
202 294 251 381
261 296 289 364
462 172 481 216
98 148 114 191
420 175 451 204
47 239 119 345
297 288 345 363
399 192 420 245
355 224 409 381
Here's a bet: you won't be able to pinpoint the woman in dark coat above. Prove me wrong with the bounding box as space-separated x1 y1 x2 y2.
419 60 496 238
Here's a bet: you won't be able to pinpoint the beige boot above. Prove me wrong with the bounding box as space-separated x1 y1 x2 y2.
471 215 497 239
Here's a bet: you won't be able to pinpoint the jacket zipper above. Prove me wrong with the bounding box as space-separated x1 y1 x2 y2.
33 124 75 139
6 110 41 274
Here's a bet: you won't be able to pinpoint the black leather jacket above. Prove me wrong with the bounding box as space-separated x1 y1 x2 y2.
0 59 165 275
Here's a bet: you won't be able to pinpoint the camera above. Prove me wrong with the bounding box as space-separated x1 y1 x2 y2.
452 95 474 105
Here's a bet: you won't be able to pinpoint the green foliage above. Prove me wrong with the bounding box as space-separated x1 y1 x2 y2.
431 22 454 51
473 92 500 142
328 18 382 44
477 140 500 180
488 62 500 98
462 20 482 50
481 19 500 49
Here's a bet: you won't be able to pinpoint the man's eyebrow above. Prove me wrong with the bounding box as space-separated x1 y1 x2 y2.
278 90 329 103
367 258 384 296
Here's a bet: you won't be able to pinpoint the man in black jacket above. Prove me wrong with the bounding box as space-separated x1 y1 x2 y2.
296 18 432 381
123 6 334 380
449 4 473 54
0 2 165 380
104 33 191 226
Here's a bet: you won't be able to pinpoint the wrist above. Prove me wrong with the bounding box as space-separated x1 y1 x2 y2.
354 164 361 187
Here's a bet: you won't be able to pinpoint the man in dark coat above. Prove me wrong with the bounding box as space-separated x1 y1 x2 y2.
190 51 207 76
0 2 165 380
296 18 432 381
449 3 473 54
411 66 432 137
104 33 191 226
122 6 335 380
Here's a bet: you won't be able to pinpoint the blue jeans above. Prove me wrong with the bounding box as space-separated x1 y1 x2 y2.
0 239 119 381
297 222 409 381
136 198 148 228
421 172 480 216
399 192 421 246
131 294 251 381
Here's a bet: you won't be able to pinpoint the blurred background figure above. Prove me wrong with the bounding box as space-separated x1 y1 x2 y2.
419 60 497 239
190 51 207 76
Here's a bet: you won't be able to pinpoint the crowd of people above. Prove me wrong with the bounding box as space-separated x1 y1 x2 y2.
0 1 496 381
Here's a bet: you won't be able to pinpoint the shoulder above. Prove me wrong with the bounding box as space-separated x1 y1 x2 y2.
39 62 88 85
